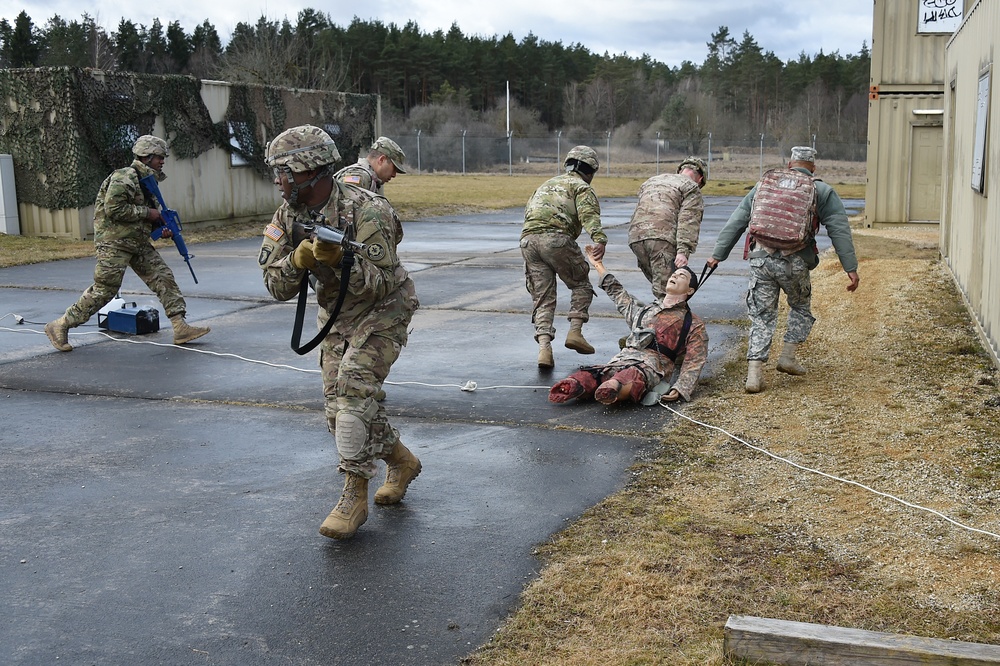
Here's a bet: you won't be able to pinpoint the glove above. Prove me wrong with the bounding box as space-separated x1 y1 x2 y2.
291 239 317 270
314 240 344 267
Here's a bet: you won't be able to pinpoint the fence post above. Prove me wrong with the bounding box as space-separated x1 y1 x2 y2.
759 133 764 179
415 129 422 173
462 129 467 175
656 131 660 175
605 131 611 177
707 132 712 181
507 130 513 176
556 130 562 175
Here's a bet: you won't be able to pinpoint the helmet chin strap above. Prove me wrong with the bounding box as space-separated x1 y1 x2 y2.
288 166 332 207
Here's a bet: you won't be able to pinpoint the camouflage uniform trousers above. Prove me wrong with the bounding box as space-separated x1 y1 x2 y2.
745 253 816 361
320 326 406 479
520 232 595 341
64 239 186 326
630 238 677 302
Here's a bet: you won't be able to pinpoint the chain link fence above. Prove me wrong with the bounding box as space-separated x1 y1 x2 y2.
388 133 866 178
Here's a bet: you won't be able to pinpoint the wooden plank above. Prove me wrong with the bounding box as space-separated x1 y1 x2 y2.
724 615 1000 666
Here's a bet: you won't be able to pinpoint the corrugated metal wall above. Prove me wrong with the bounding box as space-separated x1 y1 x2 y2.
942 0 1000 368
865 0 959 226
870 0 954 87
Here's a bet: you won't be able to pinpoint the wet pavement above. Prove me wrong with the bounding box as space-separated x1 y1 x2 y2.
0 194 859 665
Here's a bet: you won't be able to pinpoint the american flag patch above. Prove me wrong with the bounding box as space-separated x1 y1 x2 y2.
344 175 362 185
264 224 284 242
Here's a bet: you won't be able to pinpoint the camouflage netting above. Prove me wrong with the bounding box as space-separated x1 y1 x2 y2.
224 83 377 180
0 67 378 210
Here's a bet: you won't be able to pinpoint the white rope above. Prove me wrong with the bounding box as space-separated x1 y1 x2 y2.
2 319 551 390
660 402 1000 541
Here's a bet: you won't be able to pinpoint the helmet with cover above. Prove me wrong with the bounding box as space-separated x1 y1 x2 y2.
677 156 707 187
265 125 341 173
564 145 599 174
132 135 169 158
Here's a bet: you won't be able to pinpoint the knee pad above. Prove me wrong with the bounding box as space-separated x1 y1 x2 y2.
334 397 379 461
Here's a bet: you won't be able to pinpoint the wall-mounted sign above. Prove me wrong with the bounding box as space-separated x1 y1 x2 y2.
917 0 964 34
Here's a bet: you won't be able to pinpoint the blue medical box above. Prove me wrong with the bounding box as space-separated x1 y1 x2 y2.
98 304 160 335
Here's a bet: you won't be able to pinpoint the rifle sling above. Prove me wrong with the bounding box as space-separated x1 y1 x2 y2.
290 252 355 356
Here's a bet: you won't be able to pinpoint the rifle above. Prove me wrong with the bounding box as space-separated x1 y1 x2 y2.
138 174 198 284
288 215 368 356
293 215 368 254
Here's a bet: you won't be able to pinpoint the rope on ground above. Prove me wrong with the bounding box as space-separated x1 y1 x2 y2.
1 318 551 391
659 402 1000 541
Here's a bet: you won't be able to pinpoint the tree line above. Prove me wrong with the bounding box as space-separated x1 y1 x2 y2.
0 10 870 147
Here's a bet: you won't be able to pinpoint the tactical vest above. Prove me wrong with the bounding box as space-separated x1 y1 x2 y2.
748 168 819 252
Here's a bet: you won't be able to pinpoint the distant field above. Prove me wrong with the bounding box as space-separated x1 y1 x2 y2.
0 169 867 268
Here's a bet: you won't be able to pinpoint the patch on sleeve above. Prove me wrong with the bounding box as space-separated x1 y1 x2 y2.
264 224 284 242
365 243 386 262
343 174 362 185
258 245 273 266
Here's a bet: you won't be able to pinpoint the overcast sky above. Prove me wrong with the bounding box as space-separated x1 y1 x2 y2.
5 1 875 66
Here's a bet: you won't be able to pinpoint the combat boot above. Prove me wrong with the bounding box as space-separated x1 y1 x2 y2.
44 316 72 352
537 334 554 369
170 315 210 345
564 318 595 355
745 360 764 393
776 342 807 376
319 473 369 539
374 442 422 505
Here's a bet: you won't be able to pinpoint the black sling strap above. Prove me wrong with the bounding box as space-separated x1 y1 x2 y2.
649 308 692 362
290 251 355 355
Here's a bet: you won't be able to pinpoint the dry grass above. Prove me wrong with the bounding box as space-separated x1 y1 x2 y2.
463 231 1000 665
0 169 865 269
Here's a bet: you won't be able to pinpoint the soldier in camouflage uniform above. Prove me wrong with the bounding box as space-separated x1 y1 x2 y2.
628 157 707 301
44 135 210 352
259 125 420 540
549 249 709 406
334 136 407 196
708 146 859 393
521 145 608 369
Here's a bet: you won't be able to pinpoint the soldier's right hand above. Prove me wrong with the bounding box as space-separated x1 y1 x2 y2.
291 239 318 270
146 207 162 223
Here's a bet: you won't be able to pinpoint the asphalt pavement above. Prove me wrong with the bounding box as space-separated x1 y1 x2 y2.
0 194 858 665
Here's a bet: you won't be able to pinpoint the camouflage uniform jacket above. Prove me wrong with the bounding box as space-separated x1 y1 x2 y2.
521 172 608 244
712 167 858 272
93 159 163 243
627 173 704 257
335 158 382 195
599 272 709 401
259 182 418 346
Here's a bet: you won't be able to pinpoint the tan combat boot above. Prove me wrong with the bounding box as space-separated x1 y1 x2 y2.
564 318 595 355
319 473 369 539
537 334 554 369
745 360 764 393
44 316 73 352
170 315 210 345
776 341 807 376
374 442 422 505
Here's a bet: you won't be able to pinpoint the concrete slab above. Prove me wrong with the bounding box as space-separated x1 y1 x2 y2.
0 195 862 664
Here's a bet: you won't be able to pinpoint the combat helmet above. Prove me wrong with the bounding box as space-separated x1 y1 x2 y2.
565 145 600 174
677 156 707 188
265 125 341 173
132 135 169 158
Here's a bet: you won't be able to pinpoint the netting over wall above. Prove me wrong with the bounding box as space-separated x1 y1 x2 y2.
0 67 378 210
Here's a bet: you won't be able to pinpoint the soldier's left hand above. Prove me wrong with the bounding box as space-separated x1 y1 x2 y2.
659 389 682 404
314 240 344 267
674 253 688 268
846 271 860 292
589 242 606 261
160 227 173 239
